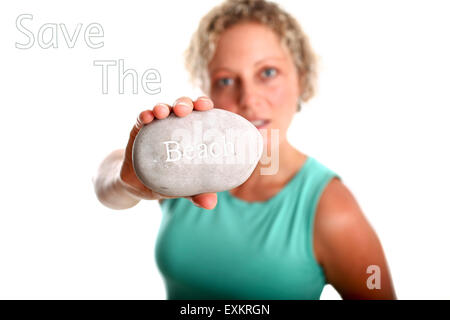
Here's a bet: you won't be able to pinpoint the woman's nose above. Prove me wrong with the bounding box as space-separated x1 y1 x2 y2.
238 81 261 114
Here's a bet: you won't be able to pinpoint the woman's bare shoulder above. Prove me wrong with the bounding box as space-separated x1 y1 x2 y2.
316 177 363 227
314 177 367 260
313 177 397 299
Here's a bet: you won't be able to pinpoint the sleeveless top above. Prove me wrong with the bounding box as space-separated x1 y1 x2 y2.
155 156 341 299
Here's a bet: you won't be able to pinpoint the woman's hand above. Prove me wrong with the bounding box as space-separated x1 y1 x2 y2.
119 96 218 210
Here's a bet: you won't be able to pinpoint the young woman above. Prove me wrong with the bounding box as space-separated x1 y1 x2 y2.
93 0 396 299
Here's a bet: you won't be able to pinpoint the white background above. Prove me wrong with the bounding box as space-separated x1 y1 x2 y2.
0 0 449 299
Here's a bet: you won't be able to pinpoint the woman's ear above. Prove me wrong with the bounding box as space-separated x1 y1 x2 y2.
296 70 305 95
297 71 305 112
297 98 302 112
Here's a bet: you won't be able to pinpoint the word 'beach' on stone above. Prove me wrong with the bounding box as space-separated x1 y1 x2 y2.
132 109 263 196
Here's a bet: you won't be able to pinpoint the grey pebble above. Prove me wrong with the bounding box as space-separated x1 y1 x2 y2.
132 108 263 196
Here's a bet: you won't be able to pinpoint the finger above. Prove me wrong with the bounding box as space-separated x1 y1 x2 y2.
172 97 194 117
153 103 172 119
140 109 155 125
191 193 218 210
129 110 154 141
193 96 214 111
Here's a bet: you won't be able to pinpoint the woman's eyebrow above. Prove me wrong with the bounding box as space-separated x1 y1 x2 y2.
210 57 285 74
209 67 235 75
254 56 285 66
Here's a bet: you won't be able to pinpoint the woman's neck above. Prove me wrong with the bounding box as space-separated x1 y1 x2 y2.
230 139 307 198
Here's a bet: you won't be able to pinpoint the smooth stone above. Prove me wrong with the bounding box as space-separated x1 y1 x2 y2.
132 108 263 196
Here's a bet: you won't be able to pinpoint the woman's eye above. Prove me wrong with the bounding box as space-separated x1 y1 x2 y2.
262 67 277 78
217 77 234 87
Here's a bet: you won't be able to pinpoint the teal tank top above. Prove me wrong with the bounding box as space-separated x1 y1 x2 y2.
155 156 341 299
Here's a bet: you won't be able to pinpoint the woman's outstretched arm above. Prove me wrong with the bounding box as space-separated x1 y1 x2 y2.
93 149 142 210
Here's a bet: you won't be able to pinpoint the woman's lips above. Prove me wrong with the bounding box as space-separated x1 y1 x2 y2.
250 119 271 129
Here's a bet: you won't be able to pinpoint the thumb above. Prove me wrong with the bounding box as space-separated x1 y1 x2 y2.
190 193 218 210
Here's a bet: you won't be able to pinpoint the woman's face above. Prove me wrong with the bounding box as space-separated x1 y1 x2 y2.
207 21 302 146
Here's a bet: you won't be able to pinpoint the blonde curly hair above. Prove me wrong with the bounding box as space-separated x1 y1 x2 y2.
184 0 318 105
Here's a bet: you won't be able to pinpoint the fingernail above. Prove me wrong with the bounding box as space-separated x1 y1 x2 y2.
198 96 213 107
155 103 167 109
173 100 192 108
